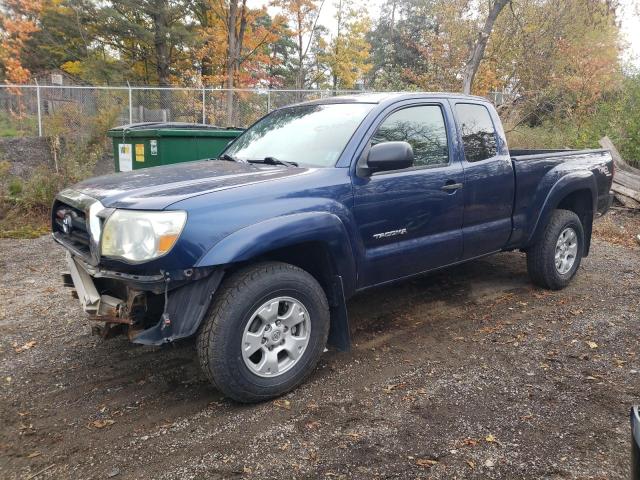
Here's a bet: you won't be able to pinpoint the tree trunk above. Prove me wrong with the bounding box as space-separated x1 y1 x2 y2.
225 0 247 126
225 0 238 125
296 12 305 92
462 0 510 95
152 0 171 111
332 0 342 91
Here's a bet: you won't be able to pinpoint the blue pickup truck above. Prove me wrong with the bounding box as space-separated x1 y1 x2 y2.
52 93 614 402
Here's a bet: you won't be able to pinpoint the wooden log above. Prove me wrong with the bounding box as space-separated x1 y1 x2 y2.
615 169 640 191
599 136 638 173
614 193 640 209
611 182 640 203
599 136 640 191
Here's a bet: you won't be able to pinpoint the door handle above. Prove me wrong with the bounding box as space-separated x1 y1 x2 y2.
441 182 463 192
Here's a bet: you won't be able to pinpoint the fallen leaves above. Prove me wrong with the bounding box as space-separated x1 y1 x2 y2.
462 438 478 447
13 341 36 353
383 382 406 394
89 419 115 429
273 399 291 410
415 458 438 468
305 421 321 430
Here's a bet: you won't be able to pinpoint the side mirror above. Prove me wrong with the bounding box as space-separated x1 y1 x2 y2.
365 141 414 174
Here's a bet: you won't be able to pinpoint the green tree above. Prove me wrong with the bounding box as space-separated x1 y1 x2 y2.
20 0 130 84
96 0 195 86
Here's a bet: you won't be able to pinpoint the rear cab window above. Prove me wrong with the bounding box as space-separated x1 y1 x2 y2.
371 105 449 169
454 103 498 162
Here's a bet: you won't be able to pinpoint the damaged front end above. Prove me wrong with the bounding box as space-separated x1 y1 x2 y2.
62 252 223 344
52 190 223 345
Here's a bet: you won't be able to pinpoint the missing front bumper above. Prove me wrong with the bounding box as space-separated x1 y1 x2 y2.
65 252 126 318
62 253 224 345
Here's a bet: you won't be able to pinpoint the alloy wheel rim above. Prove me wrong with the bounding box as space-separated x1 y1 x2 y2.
555 227 578 275
241 296 311 378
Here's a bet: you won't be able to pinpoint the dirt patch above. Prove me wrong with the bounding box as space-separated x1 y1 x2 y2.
0 214 639 479
593 208 640 248
0 137 54 178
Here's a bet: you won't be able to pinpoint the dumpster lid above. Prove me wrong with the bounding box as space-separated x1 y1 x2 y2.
107 122 244 137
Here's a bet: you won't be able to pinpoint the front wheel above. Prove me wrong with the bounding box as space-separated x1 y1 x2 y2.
526 209 585 290
197 261 330 403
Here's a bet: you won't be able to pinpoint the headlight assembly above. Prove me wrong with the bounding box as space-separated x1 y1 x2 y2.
101 210 187 262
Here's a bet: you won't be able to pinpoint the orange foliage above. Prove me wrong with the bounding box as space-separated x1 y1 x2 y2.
196 1 286 88
0 0 43 83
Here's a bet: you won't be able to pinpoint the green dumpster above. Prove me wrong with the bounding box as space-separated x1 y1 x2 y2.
107 122 244 172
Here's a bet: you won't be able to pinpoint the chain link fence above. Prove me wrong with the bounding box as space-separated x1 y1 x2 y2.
0 85 366 139
0 84 519 141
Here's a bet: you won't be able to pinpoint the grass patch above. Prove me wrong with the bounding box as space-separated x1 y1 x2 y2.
0 112 38 137
0 199 50 239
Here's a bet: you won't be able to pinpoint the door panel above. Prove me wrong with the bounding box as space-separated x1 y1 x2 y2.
454 102 514 259
461 158 514 258
354 165 464 286
352 103 464 287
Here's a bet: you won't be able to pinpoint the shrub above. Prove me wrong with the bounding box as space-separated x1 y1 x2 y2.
8 178 23 197
506 73 640 166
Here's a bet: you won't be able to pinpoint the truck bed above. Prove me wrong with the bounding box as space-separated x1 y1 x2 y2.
510 148 609 161
507 147 614 250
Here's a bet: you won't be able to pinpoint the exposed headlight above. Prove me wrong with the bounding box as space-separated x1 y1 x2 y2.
101 210 187 262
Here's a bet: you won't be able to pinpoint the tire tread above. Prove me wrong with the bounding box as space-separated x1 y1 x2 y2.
526 209 584 290
196 261 329 402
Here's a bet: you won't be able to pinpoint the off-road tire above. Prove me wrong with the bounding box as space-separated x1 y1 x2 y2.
526 209 584 290
197 261 330 403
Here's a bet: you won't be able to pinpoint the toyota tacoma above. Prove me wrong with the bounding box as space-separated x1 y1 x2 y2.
52 93 614 402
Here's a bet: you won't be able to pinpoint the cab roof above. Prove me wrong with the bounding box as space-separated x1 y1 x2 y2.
298 91 489 106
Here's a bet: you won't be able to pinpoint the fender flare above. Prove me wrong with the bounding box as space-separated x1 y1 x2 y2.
526 171 597 247
196 212 356 287
196 212 356 350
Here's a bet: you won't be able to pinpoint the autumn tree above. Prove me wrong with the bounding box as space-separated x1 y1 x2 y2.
475 0 621 128
367 0 472 91
323 0 371 89
461 0 510 94
272 0 325 89
17 0 129 84
194 0 285 123
0 0 43 84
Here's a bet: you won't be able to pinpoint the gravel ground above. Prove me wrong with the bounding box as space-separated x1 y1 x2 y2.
0 212 639 480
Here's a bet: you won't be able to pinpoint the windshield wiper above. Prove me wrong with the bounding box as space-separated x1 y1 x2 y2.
217 153 247 163
249 157 298 167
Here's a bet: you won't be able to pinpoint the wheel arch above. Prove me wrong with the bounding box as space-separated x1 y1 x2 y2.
556 189 594 255
527 173 596 255
196 212 355 350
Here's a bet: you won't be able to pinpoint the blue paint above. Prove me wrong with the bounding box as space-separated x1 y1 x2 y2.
54 92 615 341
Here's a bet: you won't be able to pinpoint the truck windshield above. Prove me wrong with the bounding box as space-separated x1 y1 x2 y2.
223 103 375 168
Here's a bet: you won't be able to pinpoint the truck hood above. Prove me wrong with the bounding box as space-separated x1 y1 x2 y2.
67 160 310 209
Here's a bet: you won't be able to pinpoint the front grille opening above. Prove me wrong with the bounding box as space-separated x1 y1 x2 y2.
52 200 92 258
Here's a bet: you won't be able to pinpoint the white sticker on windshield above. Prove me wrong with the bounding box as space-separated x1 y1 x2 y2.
118 143 132 171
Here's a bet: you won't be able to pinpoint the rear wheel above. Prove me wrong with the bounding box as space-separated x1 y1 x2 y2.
197 261 330 403
526 209 584 290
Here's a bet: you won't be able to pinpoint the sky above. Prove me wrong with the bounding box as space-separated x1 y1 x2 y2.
619 0 640 68
257 0 640 69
